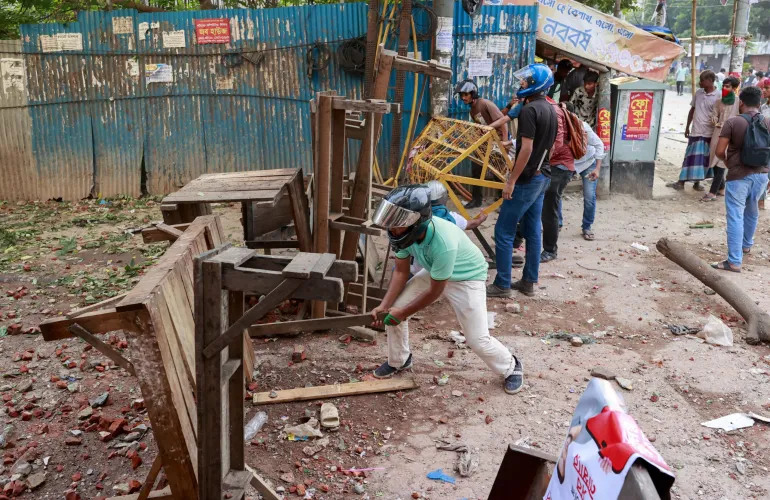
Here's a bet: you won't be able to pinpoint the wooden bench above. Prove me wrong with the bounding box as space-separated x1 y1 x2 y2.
40 215 255 499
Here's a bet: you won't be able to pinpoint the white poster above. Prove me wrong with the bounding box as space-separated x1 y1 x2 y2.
39 35 58 53
216 76 234 90
487 35 510 54
468 58 493 77
56 33 83 51
436 17 453 53
138 22 149 41
465 39 488 59
0 58 25 94
407 51 421 60
126 59 139 78
145 63 174 83
112 17 133 35
162 30 186 48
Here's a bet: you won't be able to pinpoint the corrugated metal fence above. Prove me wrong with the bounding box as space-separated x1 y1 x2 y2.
0 3 536 201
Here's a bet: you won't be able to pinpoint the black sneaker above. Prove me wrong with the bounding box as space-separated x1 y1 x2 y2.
540 250 557 263
373 354 413 379
486 283 513 298
464 198 482 209
511 279 535 297
504 357 524 394
512 254 524 269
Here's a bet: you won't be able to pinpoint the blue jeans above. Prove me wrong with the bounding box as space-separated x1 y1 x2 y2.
580 162 598 231
494 173 550 287
725 173 769 266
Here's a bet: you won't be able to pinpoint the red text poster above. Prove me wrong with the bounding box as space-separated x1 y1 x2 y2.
195 18 231 44
598 108 611 151
623 92 653 140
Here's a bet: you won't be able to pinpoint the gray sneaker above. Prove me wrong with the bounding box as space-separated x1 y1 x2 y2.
486 283 513 298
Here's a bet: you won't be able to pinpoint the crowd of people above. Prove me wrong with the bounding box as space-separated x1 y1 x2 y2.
368 60 770 394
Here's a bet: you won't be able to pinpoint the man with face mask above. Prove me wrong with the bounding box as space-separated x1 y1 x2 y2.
486 64 558 297
454 79 511 209
369 185 524 394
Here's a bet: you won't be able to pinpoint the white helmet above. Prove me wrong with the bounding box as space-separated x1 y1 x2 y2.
425 180 449 207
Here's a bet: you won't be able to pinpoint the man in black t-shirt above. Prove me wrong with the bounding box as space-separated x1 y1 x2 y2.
487 64 558 297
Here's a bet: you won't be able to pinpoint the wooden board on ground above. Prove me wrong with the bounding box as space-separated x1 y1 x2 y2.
253 378 418 405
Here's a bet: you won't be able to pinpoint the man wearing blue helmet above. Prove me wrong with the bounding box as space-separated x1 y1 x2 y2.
370 184 524 394
486 64 559 297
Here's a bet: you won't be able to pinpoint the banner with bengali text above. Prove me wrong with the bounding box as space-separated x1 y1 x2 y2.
530 0 684 82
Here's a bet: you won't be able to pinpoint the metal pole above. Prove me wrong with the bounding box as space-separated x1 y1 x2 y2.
729 0 749 76
431 0 454 117
691 0 697 96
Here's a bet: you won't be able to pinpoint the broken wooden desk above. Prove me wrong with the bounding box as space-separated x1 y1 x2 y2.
160 167 312 252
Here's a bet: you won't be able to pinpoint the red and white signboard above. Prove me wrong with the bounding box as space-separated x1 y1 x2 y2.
195 19 231 45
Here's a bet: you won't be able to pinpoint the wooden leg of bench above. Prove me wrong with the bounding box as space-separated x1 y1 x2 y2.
618 462 662 500
105 486 173 500
68 323 136 376
245 464 280 500
137 454 164 500
488 445 557 500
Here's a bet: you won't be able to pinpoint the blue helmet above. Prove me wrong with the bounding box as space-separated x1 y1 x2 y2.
513 64 554 98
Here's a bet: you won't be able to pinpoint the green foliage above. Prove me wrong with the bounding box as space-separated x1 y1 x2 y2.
666 0 769 39
577 0 637 16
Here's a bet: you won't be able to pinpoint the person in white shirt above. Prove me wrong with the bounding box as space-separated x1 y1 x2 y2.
675 64 688 96
564 103 607 241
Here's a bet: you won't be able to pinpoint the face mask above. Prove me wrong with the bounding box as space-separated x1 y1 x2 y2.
722 88 731 98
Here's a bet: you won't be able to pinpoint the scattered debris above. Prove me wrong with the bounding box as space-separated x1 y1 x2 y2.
615 377 633 391
244 411 268 441
426 468 456 485
701 413 755 431
545 332 597 345
505 302 521 314
320 403 339 430
570 336 584 347
590 367 616 381
668 324 701 336
451 390 463 397
436 440 479 477
283 418 324 439
576 262 619 278
700 315 733 346
89 392 109 408
303 436 330 456
449 330 467 348
435 374 449 386
292 345 307 363
631 242 649 252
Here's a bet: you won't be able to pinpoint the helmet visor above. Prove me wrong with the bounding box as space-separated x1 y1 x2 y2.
512 66 535 88
372 199 422 229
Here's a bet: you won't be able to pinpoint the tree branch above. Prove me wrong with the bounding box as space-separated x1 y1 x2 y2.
112 0 167 12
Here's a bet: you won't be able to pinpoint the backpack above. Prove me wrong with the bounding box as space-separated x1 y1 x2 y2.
559 103 588 160
740 113 770 168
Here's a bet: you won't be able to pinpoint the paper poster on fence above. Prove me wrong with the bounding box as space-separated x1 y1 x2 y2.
57 33 83 51
487 35 510 54
543 379 675 500
436 17 453 53
0 58 25 94
112 17 133 35
465 39 488 59
162 30 186 48
145 63 174 83
468 58 493 77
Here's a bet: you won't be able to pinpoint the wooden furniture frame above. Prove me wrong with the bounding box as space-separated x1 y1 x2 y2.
195 247 362 499
160 168 312 253
40 216 255 499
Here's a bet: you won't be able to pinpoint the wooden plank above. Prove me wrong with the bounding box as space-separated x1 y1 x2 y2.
105 486 173 500
222 470 252 500
197 259 226 500
618 462 663 500
156 223 184 239
240 254 357 282
331 99 399 114
65 293 128 319
282 253 322 279
202 279 302 359
209 247 256 269
309 253 336 279
177 179 292 192
40 309 124 341
161 204 182 225
245 240 300 250
163 189 283 204
136 455 163 500
313 94 334 319
252 194 294 238
392 53 452 79
228 290 245 471
245 465 281 500
68 324 136 375
330 105 346 257
125 310 198 498
160 273 196 387
248 312 385 337
328 218 382 236
196 169 297 180
254 378 417 405
222 268 345 303
488 445 557 500
346 292 382 311
142 223 190 244
348 282 387 299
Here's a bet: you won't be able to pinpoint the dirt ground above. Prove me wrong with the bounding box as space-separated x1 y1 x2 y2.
0 91 769 500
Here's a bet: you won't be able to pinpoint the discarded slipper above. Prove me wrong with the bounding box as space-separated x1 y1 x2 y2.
320 403 340 430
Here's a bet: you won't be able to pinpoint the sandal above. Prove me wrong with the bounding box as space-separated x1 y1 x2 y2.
711 260 741 273
718 189 725 196
743 248 751 254
666 182 684 191
701 194 717 202
693 182 705 192
582 229 595 241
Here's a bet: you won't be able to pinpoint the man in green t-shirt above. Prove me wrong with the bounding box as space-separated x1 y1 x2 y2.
370 185 524 394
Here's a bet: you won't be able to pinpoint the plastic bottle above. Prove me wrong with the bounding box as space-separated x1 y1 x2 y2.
244 411 268 441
